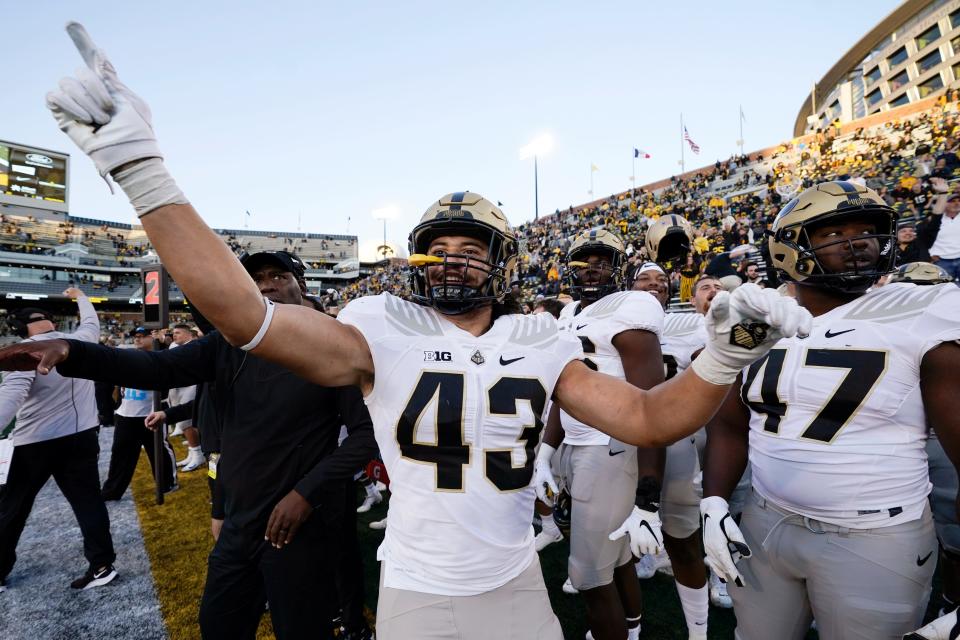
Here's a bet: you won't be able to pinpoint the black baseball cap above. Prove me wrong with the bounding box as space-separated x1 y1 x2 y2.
16 308 53 324
241 251 306 279
130 326 149 337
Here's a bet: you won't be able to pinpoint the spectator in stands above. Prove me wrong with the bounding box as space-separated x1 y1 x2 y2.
0 289 117 592
895 224 931 265
704 245 752 291
741 261 765 287
929 179 960 282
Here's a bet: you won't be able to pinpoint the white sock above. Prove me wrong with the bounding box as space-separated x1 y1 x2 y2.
539 515 561 537
188 446 202 454
365 482 381 499
626 615 641 640
676 582 709 636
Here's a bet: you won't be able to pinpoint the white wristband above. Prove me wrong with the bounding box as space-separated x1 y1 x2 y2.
240 297 275 352
112 158 189 217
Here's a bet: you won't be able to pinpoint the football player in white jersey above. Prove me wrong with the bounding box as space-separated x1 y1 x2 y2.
534 230 665 640
888 262 960 640
631 263 716 638
702 181 960 640
12 24 813 640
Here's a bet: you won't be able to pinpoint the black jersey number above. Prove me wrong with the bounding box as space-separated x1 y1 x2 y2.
663 354 679 380
742 348 887 443
579 336 598 371
397 372 547 492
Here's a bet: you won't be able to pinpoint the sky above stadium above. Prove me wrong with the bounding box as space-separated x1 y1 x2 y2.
4 1 901 259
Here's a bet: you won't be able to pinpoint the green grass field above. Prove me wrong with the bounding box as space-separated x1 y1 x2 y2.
133 439 943 639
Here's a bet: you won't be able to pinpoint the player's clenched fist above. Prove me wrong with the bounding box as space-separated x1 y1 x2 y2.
533 443 559 506
691 283 813 386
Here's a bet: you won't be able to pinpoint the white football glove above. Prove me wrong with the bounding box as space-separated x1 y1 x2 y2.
533 443 559 506
700 496 752 587
691 283 813 385
609 506 663 557
46 22 161 178
904 608 958 640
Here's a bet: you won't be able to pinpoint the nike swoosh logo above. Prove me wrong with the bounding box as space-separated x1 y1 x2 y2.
499 355 525 366
694 622 706 626
608 449 624 456
576 324 588 330
917 551 933 566
824 328 855 338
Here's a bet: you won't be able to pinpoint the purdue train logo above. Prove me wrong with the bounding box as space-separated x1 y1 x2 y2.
729 322 768 349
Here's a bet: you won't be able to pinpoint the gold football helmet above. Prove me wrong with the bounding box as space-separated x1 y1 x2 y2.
564 228 627 301
408 192 517 314
768 181 897 293
645 214 694 264
887 261 953 285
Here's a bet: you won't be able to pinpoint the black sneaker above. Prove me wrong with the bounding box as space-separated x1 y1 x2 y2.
70 564 117 590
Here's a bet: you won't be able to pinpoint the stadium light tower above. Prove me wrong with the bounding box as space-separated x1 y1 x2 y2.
519 133 554 220
372 205 400 261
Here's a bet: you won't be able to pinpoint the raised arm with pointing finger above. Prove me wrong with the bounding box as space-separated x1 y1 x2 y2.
27 22 814 450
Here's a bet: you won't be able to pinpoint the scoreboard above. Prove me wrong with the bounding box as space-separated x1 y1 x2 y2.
0 140 69 213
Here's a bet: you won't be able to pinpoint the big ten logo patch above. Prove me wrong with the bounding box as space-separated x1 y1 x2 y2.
424 351 452 362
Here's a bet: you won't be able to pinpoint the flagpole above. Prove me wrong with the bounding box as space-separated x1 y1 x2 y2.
534 155 539 220
632 152 636 201
739 105 745 157
589 164 594 198
680 113 686 174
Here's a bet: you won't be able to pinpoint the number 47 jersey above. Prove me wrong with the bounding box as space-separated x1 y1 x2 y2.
741 283 960 529
338 293 583 596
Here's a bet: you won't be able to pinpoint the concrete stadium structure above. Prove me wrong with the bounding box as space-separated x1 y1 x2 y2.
795 0 960 136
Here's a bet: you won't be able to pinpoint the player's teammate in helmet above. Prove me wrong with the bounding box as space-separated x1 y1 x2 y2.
645 214 695 266
702 181 960 640
630 264 722 636
17 24 814 639
889 262 960 640
534 230 665 640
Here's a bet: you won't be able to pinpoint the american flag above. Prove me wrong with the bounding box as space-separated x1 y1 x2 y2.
683 127 700 154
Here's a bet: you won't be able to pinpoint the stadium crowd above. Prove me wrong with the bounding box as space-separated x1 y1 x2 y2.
336 92 960 310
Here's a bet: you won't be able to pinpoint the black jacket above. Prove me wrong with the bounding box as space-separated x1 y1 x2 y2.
896 213 942 265
59 331 377 532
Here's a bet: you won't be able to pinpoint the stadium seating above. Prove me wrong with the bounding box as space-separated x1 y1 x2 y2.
339 95 960 308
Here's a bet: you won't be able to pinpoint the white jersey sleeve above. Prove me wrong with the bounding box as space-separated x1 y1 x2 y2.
661 312 707 377
743 283 960 529
913 283 960 358
339 293 581 595
558 291 664 445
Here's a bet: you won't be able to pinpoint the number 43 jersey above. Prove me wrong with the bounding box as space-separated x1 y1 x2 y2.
741 283 960 528
338 293 583 595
